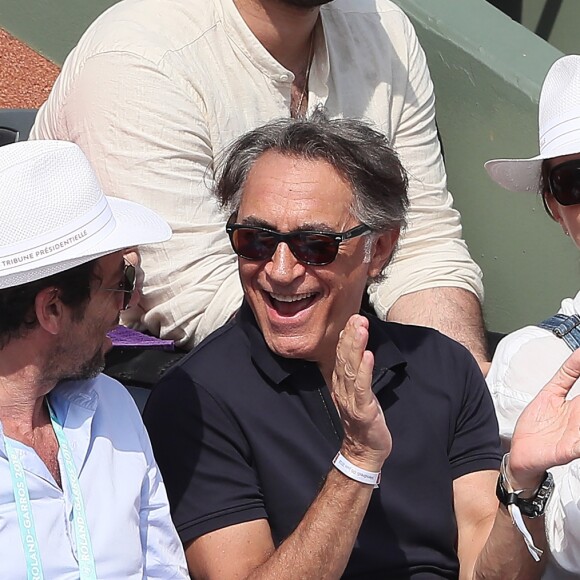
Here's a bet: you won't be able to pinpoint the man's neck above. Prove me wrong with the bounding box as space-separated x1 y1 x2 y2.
0 341 63 487
233 0 320 74
0 346 55 436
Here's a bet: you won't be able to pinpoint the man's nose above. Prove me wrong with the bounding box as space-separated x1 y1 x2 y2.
265 242 306 283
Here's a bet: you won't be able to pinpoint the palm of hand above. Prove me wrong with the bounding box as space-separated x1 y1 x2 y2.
511 381 580 480
331 315 392 471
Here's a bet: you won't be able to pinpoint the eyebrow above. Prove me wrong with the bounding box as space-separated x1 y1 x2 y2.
239 216 337 233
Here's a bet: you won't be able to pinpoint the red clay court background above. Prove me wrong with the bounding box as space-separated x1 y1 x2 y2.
0 28 60 109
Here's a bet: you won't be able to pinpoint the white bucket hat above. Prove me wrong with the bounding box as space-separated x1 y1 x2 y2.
0 140 171 289
485 54 580 192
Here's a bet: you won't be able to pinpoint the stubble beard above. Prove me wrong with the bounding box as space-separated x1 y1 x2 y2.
46 341 106 385
63 348 106 381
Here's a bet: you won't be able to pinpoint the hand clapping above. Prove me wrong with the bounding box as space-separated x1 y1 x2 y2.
331 315 392 473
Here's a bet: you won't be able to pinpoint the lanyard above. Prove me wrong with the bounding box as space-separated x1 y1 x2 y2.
3 401 98 580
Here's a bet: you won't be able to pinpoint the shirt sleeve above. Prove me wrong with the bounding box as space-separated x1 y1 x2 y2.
367 12 483 317
135 418 190 579
31 50 242 350
449 351 502 479
546 461 580 575
486 329 574 442
143 367 267 544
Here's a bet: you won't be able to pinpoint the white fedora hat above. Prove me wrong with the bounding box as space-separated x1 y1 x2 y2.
485 54 580 192
0 140 171 288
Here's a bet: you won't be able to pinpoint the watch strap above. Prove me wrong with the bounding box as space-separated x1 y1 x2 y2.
496 467 554 518
495 453 554 562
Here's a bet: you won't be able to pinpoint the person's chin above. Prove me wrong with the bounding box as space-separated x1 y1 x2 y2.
265 332 318 360
63 353 105 382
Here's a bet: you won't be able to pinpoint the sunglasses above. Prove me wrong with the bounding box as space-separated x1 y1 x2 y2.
226 216 372 266
547 159 580 206
102 262 137 310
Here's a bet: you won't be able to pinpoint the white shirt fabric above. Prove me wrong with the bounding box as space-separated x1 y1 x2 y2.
31 0 483 349
487 290 580 579
0 374 188 579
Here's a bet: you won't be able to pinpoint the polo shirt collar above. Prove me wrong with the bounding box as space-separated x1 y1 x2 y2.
237 300 407 393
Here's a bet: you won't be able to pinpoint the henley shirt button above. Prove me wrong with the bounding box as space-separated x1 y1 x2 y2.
279 74 290 82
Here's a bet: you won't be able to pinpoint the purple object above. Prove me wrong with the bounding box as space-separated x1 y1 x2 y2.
107 325 175 350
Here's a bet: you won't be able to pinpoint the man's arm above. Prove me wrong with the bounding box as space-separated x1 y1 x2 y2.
387 287 489 369
454 469 545 580
368 12 485 361
31 51 242 349
455 349 580 579
186 470 376 580
140 459 191 579
129 396 190 578
185 315 390 580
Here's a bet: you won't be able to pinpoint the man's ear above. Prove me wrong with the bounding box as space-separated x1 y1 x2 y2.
34 287 65 335
367 228 400 279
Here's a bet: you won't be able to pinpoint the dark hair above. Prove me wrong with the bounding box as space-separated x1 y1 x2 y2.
0 260 97 349
214 109 409 233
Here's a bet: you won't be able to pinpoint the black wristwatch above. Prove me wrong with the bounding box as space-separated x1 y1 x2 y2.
496 470 555 518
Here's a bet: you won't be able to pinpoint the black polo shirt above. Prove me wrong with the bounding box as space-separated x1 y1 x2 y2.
144 301 501 579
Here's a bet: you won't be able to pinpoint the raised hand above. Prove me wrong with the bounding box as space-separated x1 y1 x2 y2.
509 349 580 490
331 314 392 472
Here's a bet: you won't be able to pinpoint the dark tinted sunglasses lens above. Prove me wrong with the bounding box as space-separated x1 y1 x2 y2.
291 233 339 265
123 265 136 309
233 228 277 260
550 163 580 206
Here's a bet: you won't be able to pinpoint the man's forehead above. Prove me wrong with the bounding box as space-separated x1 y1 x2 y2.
238 153 355 228
240 151 352 200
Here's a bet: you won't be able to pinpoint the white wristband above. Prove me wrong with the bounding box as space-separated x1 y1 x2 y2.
332 452 381 488
500 454 543 562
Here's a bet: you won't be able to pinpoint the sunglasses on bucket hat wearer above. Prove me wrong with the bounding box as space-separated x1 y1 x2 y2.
99 261 137 310
547 159 580 206
226 214 372 266
485 55 580 193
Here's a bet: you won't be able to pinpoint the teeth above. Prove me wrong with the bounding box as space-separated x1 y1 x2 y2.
270 292 315 303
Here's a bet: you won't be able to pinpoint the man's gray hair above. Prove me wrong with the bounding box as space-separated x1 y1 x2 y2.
214 109 408 233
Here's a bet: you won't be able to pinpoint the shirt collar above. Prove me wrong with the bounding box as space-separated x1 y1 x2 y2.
237 300 407 393
50 377 100 413
220 0 330 91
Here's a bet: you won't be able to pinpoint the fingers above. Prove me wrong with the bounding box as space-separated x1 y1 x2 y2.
332 315 371 402
355 350 375 407
331 315 391 470
542 349 580 399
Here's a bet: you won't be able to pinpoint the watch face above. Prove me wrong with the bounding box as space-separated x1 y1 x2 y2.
529 471 555 518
